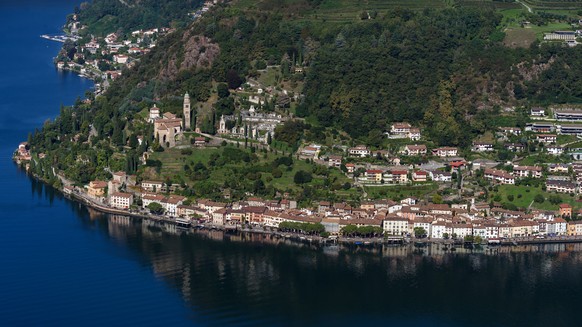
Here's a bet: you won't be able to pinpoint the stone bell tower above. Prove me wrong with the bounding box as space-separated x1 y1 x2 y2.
183 92 191 130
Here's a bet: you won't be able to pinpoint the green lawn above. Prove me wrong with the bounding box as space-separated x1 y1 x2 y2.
557 134 578 145
147 145 355 198
365 183 438 200
495 184 582 210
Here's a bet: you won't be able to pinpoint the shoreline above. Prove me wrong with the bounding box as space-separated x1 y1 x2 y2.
16 159 582 249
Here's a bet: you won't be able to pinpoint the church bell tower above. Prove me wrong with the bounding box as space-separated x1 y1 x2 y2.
183 92 191 130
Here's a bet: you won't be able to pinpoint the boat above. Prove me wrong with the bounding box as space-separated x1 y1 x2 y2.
175 218 191 228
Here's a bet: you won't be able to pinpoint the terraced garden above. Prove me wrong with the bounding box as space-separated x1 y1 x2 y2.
522 0 582 10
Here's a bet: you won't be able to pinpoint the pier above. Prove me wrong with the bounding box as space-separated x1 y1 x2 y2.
40 34 80 43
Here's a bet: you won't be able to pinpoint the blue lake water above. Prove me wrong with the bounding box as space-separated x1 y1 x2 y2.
2 1 582 326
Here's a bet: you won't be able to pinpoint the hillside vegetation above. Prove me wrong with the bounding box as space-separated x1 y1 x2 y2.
25 0 582 199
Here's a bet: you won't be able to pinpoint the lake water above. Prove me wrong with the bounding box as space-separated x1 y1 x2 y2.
1 1 582 326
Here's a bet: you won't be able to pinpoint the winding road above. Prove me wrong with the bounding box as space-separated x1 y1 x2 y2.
516 0 533 13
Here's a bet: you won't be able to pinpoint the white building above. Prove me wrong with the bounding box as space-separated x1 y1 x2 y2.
348 145 370 157
383 216 409 236
110 192 133 209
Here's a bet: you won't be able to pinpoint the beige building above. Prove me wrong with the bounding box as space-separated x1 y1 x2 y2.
87 181 107 198
567 221 582 236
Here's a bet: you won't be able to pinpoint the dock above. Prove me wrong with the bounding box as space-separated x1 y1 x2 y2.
40 34 80 43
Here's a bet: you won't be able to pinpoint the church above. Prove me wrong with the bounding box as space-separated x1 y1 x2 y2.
150 93 191 148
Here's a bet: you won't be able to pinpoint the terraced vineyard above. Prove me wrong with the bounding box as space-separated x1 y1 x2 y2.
455 0 522 9
522 0 582 9
303 0 448 23
300 0 523 23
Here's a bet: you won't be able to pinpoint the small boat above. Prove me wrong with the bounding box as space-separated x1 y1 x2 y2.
175 218 191 228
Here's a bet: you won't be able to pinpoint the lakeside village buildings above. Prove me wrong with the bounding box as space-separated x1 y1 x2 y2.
79 175 582 238
57 15 174 94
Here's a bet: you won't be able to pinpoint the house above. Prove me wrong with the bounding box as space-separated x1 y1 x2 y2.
526 123 554 133
142 193 166 209
384 170 408 184
484 224 499 239
87 181 108 198
318 201 332 214
390 122 412 135
546 180 576 194
364 170 384 183
408 128 421 141
348 145 370 157
412 170 428 182
403 144 427 156
110 192 133 210
301 146 319 157
448 160 467 170
567 221 582 236
113 54 128 64
554 109 582 121
412 217 432 236
484 169 515 185
544 31 576 41
452 224 473 239
498 127 522 136
504 143 525 152
548 164 569 174
546 146 564 155
328 155 342 168
472 142 494 152
513 165 543 178
141 180 164 192
432 147 458 157
345 163 355 173
429 170 452 182
383 216 410 236
431 222 452 239
559 203 573 217
510 220 537 237
536 134 557 143
162 196 187 216
547 218 568 236
557 124 582 135
530 108 545 117
212 208 227 226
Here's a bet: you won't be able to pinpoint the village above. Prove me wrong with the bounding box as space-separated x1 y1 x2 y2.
18 0 582 245
53 0 221 94
16 100 582 243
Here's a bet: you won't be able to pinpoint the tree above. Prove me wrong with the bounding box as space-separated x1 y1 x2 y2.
534 194 545 203
443 233 450 239
147 202 164 215
414 227 427 238
217 83 230 98
272 168 283 178
294 170 312 184
226 69 243 89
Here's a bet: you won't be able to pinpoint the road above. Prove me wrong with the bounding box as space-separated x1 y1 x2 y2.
516 0 533 13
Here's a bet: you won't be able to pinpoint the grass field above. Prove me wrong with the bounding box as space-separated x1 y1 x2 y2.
495 184 582 210
365 183 438 200
147 145 356 198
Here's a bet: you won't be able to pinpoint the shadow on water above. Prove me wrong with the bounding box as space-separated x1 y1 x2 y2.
54 193 582 327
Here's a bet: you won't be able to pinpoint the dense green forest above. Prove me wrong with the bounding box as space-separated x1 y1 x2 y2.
73 0 204 35
25 0 582 192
